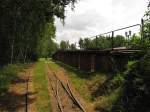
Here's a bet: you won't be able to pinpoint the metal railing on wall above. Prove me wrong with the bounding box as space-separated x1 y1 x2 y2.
84 19 144 50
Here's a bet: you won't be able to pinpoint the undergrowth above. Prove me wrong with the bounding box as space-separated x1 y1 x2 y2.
0 63 26 96
112 51 150 112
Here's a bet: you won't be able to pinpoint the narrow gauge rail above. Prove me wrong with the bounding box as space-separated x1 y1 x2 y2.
47 65 86 112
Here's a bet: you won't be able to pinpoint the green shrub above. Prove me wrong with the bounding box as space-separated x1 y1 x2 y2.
112 51 150 112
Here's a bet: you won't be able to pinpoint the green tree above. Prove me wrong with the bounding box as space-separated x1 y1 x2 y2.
70 43 77 50
113 35 125 47
94 36 111 49
83 38 93 49
79 38 84 49
142 1 150 48
48 39 59 57
130 34 141 49
60 40 70 50
0 0 77 65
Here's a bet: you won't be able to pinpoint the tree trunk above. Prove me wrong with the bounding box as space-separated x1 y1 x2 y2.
23 45 28 63
10 39 14 64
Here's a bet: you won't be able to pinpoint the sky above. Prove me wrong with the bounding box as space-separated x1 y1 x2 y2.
55 0 148 44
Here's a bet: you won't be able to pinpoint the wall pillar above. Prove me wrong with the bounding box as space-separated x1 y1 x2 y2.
90 54 95 72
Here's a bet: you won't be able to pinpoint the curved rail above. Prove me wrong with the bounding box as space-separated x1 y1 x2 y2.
47 74 64 112
47 64 86 112
67 83 87 112
54 74 86 112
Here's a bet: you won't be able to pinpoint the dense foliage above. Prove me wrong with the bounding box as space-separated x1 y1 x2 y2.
110 51 150 112
59 33 143 51
0 0 77 65
59 40 77 50
142 2 150 49
60 40 70 50
78 35 141 50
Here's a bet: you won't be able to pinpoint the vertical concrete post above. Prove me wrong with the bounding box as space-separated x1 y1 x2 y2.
91 54 95 72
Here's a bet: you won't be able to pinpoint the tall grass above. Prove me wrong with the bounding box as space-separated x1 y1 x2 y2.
33 60 51 112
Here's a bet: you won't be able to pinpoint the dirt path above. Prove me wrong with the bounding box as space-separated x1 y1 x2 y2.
0 64 37 112
47 64 94 112
27 66 37 112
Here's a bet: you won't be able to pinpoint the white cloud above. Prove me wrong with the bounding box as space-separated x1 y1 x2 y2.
55 0 148 43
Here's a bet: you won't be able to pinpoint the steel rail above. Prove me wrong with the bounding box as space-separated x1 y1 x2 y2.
47 64 86 112
47 72 64 112
67 83 87 112
54 73 86 112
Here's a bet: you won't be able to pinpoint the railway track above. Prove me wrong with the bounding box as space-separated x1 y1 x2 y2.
47 66 86 112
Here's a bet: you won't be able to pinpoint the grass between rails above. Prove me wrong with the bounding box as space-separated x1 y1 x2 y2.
47 59 126 111
33 59 51 112
0 63 27 96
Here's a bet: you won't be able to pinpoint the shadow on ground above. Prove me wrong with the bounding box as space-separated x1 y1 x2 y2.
0 66 37 112
0 91 37 112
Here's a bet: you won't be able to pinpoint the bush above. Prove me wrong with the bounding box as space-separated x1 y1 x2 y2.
112 74 125 87
113 51 150 112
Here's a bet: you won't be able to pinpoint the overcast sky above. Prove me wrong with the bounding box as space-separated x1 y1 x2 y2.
55 0 148 44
